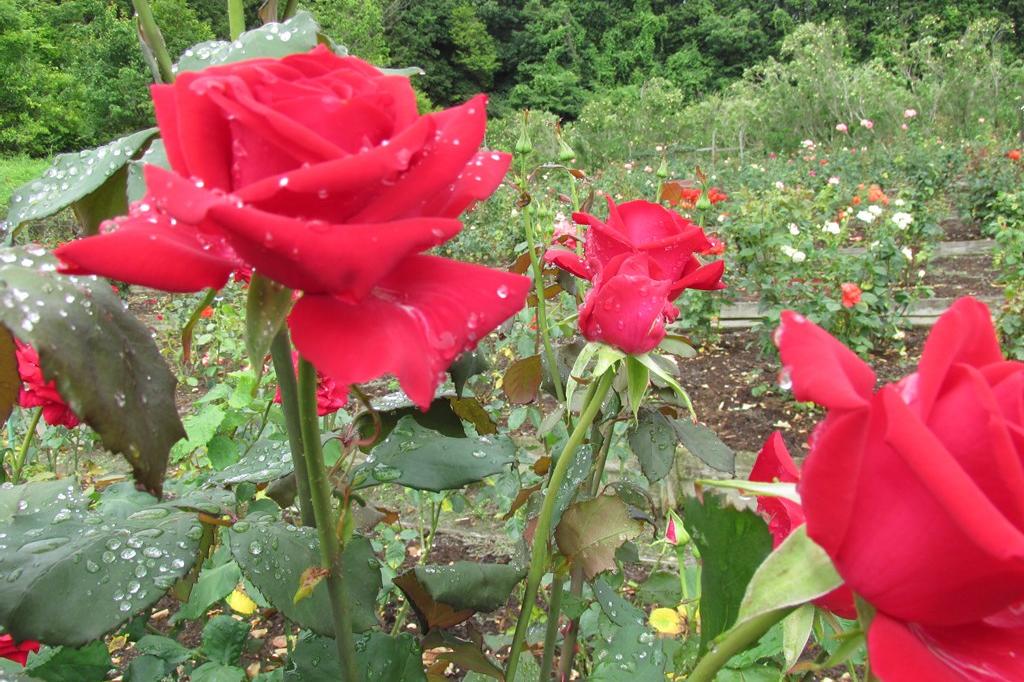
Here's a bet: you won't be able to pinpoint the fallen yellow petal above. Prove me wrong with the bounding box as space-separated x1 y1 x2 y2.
649 607 683 636
227 586 258 615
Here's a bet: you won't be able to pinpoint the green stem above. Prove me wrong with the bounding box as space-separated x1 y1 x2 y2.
132 0 175 83
677 544 693 623
282 0 299 20
557 420 616 680
687 608 793 682
181 289 217 365
11 408 42 483
227 0 245 39
523 206 566 406
270 331 315 527
539 572 565 680
297 359 360 682
505 370 615 682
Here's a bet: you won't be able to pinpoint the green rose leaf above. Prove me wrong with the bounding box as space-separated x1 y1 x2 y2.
671 419 735 474
683 494 772 653
628 407 677 484
228 514 380 635
0 481 203 646
394 561 525 631
175 12 322 73
5 129 158 236
206 438 294 486
126 139 169 204
351 416 516 492
284 631 425 682
0 247 185 494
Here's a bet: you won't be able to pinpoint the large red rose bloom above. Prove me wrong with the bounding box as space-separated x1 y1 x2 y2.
55 47 529 409
775 297 1024 680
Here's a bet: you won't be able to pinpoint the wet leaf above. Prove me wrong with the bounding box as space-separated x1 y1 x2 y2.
285 631 425 682
5 129 157 235
351 417 516 492
206 438 294 486
228 514 380 635
627 407 676 484
502 355 543 405
175 12 321 72
245 274 293 370
0 247 185 494
671 419 735 474
0 481 203 646
555 495 645 580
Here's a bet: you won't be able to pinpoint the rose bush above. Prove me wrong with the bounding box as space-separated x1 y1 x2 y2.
55 46 529 409
749 431 856 619
775 296 1024 679
15 340 79 429
545 197 724 353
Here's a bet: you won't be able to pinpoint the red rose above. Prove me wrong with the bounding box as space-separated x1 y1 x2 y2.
0 634 39 666
1007 149 1022 161
15 340 80 429
840 282 861 308
749 432 856 619
545 197 724 354
775 297 1024 679
55 47 529 409
273 352 346 416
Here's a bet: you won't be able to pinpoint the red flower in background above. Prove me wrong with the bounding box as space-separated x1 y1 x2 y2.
0 635 39 666
659 181 728 209
273 353 347 416
55 47 529 410
545 197 724 354
15 340 80 429
1007 149 1022 161
775 298 1024 680
749 432 856 619
840 282 861 308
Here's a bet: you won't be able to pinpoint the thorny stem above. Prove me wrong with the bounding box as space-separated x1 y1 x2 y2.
270 331 315 527
297 358 360 681
505 370 615 682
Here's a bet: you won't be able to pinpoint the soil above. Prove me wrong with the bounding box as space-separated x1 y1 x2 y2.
675 327 927 457
940 215 984 241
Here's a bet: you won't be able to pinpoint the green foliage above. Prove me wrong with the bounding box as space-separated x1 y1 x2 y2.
308 0 389 63
0 0 212 156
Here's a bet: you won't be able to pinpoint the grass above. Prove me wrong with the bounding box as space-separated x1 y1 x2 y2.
0 155 50 215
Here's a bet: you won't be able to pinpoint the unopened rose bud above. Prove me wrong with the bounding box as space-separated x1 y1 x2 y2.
656 157 669 179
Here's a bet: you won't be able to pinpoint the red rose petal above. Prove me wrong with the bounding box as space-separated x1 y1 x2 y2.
578 254 674 354
544 248 591 281
288 255 529 409
55 212 235 293
776 311 875 409
209 199 462 297
869 609 1024 682
916 297 1003 419
350 95 490 222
